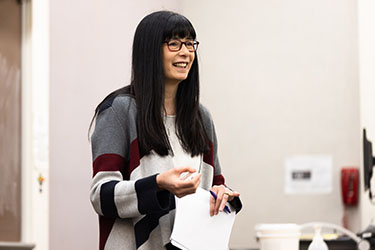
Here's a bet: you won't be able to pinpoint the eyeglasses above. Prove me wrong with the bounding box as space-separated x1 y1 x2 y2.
164 39 199 52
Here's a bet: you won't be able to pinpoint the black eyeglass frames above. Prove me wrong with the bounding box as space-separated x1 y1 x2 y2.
164 40 199 52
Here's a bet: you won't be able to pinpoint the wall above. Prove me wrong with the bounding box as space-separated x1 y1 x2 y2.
181 0 360 248
358 0 375 228
49 1 181 250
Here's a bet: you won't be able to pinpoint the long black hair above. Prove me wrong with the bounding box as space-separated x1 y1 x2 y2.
90 10 210 157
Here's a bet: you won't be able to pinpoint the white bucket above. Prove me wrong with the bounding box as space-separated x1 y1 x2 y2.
255 224 301 250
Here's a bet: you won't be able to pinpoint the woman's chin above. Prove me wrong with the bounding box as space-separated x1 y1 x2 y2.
175 74 189 81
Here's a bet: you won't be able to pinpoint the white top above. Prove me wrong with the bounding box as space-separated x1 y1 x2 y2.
164 115 202 172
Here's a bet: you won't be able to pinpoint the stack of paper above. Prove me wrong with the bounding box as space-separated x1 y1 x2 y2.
170 187 236 250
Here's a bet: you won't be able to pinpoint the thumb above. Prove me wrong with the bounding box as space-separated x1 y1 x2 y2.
175 166 197 174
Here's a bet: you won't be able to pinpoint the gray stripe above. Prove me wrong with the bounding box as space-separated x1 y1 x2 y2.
104 219 136 250
91 107 128 161
91 95 138 162
111 95 138 143
114 180 140 218
200 104 222 176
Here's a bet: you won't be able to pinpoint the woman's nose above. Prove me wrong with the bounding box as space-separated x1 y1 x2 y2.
178 44 190 55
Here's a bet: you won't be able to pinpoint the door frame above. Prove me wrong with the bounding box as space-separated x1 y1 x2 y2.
21 0 49 249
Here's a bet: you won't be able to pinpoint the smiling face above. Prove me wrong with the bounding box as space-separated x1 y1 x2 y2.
162 37 195 86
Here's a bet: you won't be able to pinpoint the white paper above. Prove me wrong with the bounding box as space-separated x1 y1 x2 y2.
171 187 235 250
284 155 332 194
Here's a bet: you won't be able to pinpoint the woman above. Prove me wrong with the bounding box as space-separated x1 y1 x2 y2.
90 10 242 250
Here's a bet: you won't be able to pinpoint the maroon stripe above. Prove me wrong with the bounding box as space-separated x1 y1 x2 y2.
213 174 225 186
99 216 115 250
93 154 125 177
203 141 214 167
203 141 219 185
128 139 140 176
203 142 226 186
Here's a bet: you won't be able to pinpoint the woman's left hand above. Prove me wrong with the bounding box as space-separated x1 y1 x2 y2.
210 185 240 216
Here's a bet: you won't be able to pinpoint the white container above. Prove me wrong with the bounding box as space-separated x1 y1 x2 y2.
255 224 301 250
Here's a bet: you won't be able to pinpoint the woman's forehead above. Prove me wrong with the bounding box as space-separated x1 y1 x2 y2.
169 36 194 40
166 29 194 40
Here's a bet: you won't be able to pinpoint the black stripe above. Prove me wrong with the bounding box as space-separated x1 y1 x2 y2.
134 194 175 248
100 180 120 218
229 197 242 213
135 175 171 214
165 243 182 250
98 97 116 114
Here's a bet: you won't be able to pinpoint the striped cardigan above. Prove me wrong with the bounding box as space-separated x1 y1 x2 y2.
90 95 241 250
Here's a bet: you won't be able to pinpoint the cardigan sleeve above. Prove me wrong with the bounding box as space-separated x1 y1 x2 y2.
89 97 171 219
200 104 243 214
200 104 224 184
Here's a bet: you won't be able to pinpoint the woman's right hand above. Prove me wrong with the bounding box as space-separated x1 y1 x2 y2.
156 166 201 198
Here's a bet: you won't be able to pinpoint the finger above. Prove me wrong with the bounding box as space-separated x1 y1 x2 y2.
184 171 202 182
209 195 216 216
175 185 199 198
193 174 202 188
184 174 201 192
214 189 224 215
215 185 228 213
175 179 197 189
226 191 240 201
191 173 201 184
175 174 201 191
180 171 195 180
219 193 229 212
232 191 240 197
185 174 201 192
210 186 219 215
176 166 197 174
210 185 220 195
180 173 200 187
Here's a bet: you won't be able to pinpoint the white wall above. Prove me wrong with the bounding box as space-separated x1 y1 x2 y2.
358 0 375 228
181 0 360 248
49 1 181 250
